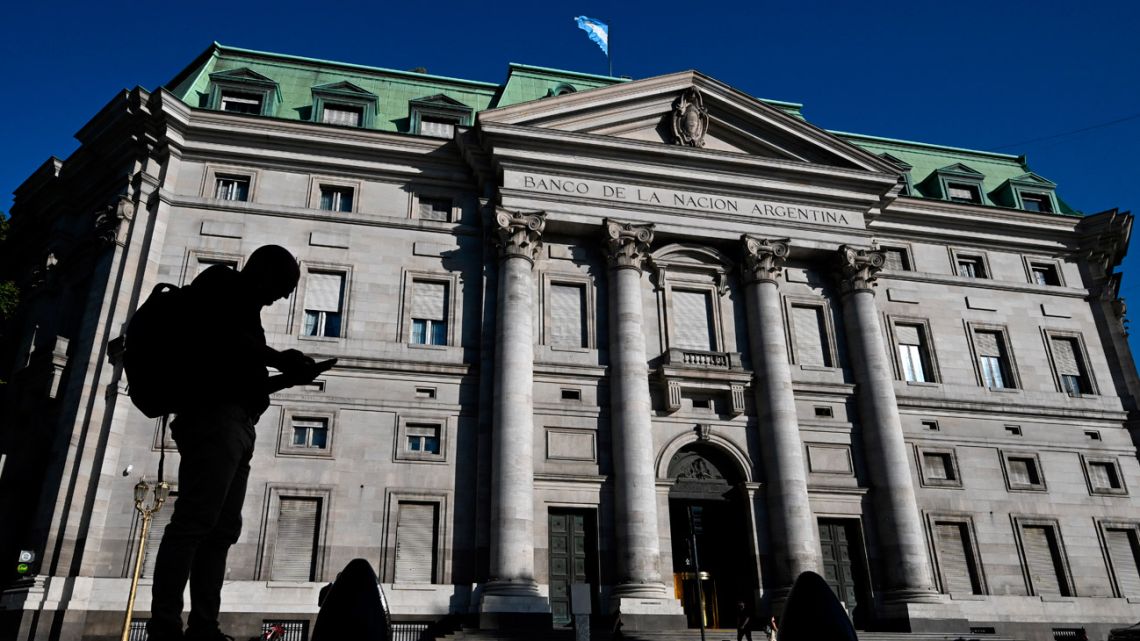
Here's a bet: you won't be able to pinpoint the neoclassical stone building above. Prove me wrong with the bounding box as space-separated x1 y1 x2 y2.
2 43 1139 641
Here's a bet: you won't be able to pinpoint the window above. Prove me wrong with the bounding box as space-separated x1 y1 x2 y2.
321 103 363 127
1104 526 1140 597
1020 192 1054 213
895 322 934 383
1049 335 1092 396
219 90 263 114
214 175 250 202
957 256 986 278
420 117 457 138
973 329 1015 389
291 417 329 449
1017 522 1071 596
1003 452 1045 491
790 303 833 367
1085 458 1126 495
933 520 984 595
410 280 448 346
405 423 441 455
881 247 911 271
303 272 345 338
394 502 439 583
561 388 581 401
417 196 452 222
947 183 982 204
271 497 321 581
319 185 354 212
918 447 960 487
671 289 716 351
1031 263 1061 286
409 94 473 138
549 283 587 348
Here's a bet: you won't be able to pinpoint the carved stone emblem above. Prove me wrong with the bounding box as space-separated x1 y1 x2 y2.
837 244 885 294
604 219 655 271
493 208 545 263
672 87 708 148
742 236 790 284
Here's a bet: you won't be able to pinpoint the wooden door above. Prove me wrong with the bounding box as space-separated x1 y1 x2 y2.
549 510 591 626
818 519 866 616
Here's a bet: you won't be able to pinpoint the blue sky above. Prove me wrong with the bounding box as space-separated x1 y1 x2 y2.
3 0 1139 345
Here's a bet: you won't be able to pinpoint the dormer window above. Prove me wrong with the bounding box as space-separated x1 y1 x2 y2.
947 183 982 204
311 81 377 129
207 67 280 117
409 94 473 138
1019 193 1052 213
991 173 1060 213
922 163 988 206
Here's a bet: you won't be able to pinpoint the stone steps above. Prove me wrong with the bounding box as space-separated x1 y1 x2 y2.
429 629 1021 641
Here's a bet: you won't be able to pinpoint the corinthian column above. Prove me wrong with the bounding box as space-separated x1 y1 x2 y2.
836 245 937 602
603 220 685 627
481 209 550 623
740 236 818 591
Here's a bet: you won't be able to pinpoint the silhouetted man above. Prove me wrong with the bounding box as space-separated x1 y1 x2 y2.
148 245 331 641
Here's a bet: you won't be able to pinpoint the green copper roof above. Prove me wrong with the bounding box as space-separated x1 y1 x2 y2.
164 43 1075 214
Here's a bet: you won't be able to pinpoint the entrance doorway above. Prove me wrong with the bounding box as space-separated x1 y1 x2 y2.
667 444 755 629
817 518 872 628
548 509 598 627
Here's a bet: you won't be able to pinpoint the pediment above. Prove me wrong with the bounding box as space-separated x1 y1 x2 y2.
478 71 897 173
312 81 376 98
209 67 278 87
935 163 985 177
410 93 471 109
1008 172 1056 187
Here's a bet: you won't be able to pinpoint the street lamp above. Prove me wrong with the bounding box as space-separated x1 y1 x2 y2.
121 479 170 641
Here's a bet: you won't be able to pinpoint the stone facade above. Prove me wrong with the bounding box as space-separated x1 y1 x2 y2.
1 44 1139 641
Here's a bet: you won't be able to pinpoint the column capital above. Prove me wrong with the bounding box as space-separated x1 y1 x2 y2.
494 209 545 263
741 236 790 285
837 244 885 295
604 219 655 271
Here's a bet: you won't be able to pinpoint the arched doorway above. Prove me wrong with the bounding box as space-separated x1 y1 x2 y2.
667 443 755 629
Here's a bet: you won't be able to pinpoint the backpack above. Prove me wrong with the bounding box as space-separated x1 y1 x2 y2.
123 282 196 418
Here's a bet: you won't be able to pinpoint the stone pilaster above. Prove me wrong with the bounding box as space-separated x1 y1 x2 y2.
603 220 686 628
836 245 938 603
481 209 550 625
741 236 818 592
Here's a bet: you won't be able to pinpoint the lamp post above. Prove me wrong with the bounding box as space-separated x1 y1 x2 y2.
121 479 170 641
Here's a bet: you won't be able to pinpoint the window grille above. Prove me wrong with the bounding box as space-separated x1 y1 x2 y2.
271 498 320 581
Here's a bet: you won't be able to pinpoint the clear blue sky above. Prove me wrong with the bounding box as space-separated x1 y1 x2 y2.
3 0 1139 345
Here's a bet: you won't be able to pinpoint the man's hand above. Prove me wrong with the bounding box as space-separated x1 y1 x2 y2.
274 349 316 375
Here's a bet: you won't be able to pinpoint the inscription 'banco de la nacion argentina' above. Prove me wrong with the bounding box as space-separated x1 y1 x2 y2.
512 173 861 228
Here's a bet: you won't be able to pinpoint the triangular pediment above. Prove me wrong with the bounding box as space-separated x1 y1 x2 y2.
1009 172 1056 187
209 67 277 87
478 71 898 173
312 81 376 98
936 163 985 177
410 94 471 109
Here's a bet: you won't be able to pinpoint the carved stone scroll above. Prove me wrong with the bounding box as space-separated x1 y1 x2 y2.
493 209 545 263
837 245 885 294
604 219 655 271
742 236 790 285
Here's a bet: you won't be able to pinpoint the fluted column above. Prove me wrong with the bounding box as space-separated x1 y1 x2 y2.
484 209 546 604
604 219 670 599
836 245 937 602
741 236 818 590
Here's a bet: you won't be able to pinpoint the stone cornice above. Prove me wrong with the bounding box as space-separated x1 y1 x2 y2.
493 208 545 263
837 244 885 294
741 235 790 285
604 219 655 271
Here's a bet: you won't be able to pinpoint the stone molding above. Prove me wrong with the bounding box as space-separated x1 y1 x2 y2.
741 235 790 285
837 244 885 294
493 208 545 263
604 219 655 271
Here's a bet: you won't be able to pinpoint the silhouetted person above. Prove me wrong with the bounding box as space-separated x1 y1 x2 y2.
776 571 857 641
736 600 753 641
148 245 331 641
311 558 388 641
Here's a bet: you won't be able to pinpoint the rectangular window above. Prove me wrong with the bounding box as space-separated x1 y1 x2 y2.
957 256 987 278
1021 192 1054 213
947 183 982 204
974 330 1013 389
1007 455 1043 489
671 289 715 351
417 197 452 222
319 186 354 212
322 104 363 127
1106 528 1140 597
1089 461 1123 492
271 497 321 581
896 323 933 383
1051 336 1090 395
1021 524 1070 596
1031 263 1061 286
394 502 439 583
924 452 955 481
420 117 457 138
291 417 329 449
882 248 910 271
214 175 250 202
219 90 263 114
791 304 832 367
549 283 587 348
405 423 441 455
410 280 448 346
303 272 345 338
935 521 983 595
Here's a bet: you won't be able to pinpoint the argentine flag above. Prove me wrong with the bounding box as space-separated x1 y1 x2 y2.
575 16 609 56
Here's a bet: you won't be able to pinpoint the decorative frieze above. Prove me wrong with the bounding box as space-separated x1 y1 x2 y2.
493 209 545 263
741 236 790 285
604 219 654 271
837 244 885 294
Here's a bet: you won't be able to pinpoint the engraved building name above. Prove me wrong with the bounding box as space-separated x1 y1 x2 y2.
508 172 862 228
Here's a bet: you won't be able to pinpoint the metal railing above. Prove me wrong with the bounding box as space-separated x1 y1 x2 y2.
262 620 308 641
390 623 430 641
